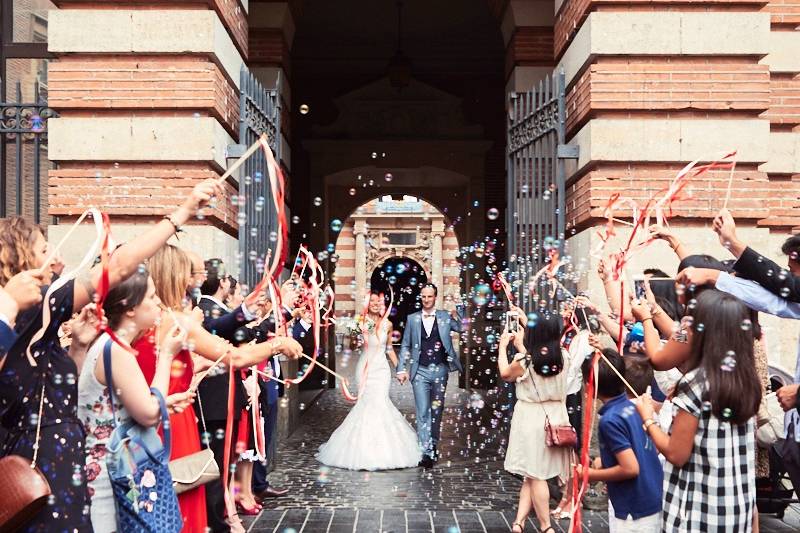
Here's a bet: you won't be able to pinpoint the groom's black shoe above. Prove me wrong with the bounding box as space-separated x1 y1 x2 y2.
418 455 434 469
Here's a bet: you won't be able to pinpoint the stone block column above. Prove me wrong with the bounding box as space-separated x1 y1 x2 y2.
353 220 368 306
431 220 445 307
46 0 249 269
554 0 800 370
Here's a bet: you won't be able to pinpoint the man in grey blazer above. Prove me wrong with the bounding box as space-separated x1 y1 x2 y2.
397 283 465 468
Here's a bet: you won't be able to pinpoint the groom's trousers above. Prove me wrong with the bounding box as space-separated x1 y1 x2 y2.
412 363 449 456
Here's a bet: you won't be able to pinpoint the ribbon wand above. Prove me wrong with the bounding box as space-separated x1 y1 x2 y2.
216 133 268 184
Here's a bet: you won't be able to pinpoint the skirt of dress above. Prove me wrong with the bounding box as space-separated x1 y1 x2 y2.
504 400 572 481
316 391 421 471
169 405 208 533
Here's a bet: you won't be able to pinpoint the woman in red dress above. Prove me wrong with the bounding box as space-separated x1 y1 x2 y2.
135 332 208 532
142 244 302 532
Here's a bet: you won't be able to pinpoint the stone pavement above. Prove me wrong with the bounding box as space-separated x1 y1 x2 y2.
243 350 800 532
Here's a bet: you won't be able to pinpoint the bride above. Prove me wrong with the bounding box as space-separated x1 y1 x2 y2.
316 292 421 470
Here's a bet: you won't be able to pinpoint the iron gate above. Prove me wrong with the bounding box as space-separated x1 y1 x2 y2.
506 71 575 312
0 81 56 223
235 67 282 289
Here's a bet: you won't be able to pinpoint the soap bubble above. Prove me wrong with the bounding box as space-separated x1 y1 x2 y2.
299 104 310 115
330 219 343 232
487 208 499 221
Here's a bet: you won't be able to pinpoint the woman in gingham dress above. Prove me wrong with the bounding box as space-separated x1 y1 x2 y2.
635 290 761 532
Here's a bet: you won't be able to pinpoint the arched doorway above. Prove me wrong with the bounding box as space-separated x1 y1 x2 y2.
370 256 428 341
331 196 462 325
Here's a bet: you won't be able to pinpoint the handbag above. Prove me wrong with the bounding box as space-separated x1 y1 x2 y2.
756 391 785 448
545 415 578 448
103 340 182 533
0 383 52 532
527 363 578 448
168 395 219 495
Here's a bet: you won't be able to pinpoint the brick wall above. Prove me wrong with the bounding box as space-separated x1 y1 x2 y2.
505 26 554 78
48 56 240 136
49 163 238 231
566 57 771 136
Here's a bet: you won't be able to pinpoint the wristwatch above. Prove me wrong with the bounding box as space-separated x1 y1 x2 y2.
642 418 659 432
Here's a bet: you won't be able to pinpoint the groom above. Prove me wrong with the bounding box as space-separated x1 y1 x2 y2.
397 283 465 468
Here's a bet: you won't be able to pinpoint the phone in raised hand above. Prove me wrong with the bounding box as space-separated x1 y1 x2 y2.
633 275 647 300
505 311 519 333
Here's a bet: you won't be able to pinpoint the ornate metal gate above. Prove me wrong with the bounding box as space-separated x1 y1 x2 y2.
506 71 576 312
235 67 282 288
0 81 56 223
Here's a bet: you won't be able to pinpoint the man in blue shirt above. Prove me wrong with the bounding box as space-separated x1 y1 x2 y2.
580 348 663 531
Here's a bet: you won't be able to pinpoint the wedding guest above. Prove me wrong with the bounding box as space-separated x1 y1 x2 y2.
499 313 573 533
139 245 302 532
226 276 244 310
579 349 662 532
0 178 221 532
636 290 760 532
78 270 193 533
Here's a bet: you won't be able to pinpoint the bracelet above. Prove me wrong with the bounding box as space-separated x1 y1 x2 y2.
642 418 659 431
164 214 183 236
642 317 653 324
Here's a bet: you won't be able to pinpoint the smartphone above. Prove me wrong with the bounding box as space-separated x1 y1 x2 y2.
633 275 646 300
505 311 519 333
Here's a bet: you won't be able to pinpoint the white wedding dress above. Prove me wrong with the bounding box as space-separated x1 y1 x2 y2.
316 321 422 470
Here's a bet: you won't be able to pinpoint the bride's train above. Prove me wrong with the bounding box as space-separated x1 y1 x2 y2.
316 323 421 471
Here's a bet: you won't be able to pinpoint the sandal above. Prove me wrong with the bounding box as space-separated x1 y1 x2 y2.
541 528 555 533
511 522 525 533
553 504 572 520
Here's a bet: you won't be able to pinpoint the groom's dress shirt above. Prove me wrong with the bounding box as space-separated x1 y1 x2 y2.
422 312 436 336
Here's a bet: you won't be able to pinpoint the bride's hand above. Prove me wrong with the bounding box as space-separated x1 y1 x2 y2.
396 371 408 385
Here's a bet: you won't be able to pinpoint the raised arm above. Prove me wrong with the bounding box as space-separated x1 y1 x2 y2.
164 311 302 370
72 179 225 310
449 303 465 333
630 298 691 371
714 208 800 302
598 258 633 322
649 223 689 261
636 394 698 467
498 331 526 382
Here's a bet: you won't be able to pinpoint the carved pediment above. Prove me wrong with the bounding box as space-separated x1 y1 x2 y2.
313 76 484 140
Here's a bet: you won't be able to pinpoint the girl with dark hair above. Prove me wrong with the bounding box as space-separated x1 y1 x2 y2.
0 179 221 532
78 271 191 533
498 312 574 533
636 291 760 532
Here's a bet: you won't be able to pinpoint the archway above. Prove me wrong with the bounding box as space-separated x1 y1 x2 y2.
370 256 428 341
331 196 461 327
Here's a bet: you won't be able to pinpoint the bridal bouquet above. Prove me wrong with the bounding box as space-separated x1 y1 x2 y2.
347 314 376 335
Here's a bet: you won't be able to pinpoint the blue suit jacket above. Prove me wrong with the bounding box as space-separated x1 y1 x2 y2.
0 319 17 356
397 306 464 380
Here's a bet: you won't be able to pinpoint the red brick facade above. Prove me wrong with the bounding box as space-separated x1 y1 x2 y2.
48 56 240 136
565 57 771 135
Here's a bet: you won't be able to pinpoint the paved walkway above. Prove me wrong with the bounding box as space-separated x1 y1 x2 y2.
244 351 800 532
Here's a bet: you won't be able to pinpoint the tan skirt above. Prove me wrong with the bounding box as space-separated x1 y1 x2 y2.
504 399 573 481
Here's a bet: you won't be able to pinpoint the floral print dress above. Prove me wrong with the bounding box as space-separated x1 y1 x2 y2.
78 332 127 533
